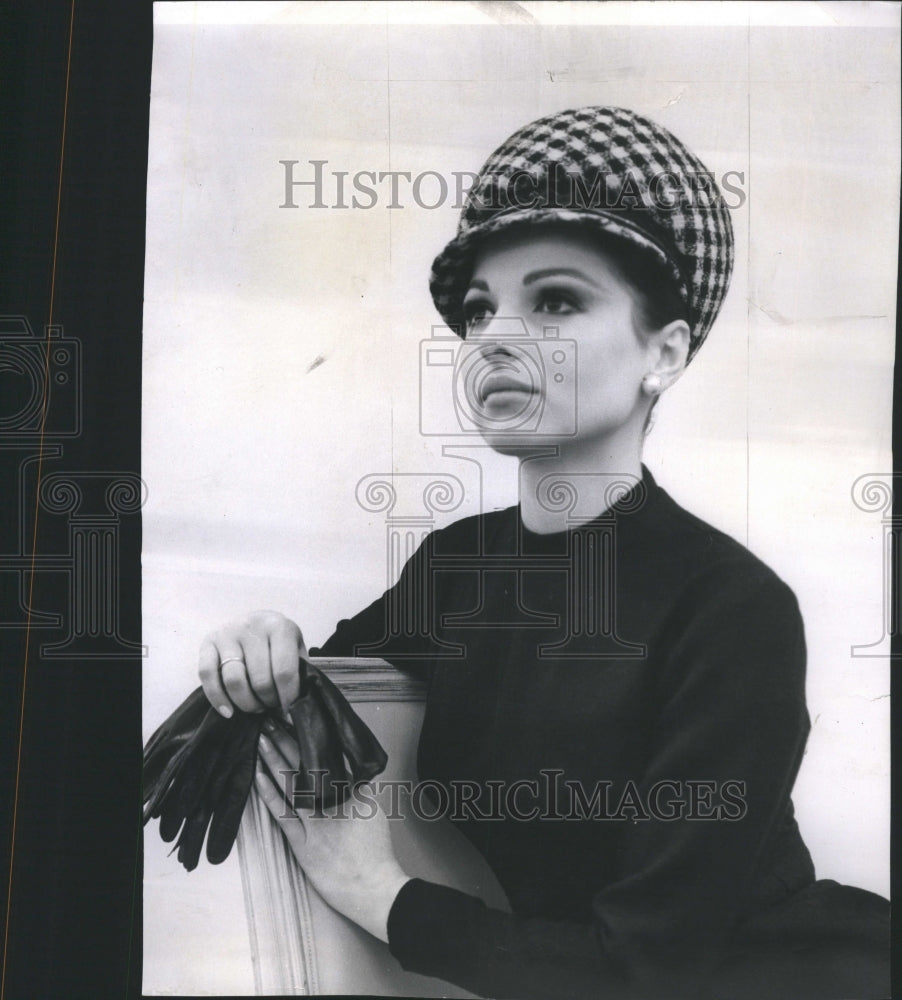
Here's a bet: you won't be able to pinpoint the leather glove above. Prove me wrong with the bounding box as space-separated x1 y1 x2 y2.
143 658 388 871
281 664 389 809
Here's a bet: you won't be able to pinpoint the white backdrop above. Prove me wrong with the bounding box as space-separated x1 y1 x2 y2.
142 3 898 994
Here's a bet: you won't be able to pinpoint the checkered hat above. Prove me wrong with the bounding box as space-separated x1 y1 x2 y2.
430 106 734 360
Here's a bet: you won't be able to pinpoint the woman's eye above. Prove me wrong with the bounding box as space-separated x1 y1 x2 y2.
535 291 579 315
464 300 494 329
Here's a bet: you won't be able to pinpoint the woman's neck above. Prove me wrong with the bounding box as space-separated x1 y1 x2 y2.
517 430 644 534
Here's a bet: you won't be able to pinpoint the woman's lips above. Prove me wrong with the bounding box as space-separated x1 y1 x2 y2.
479 372 535 403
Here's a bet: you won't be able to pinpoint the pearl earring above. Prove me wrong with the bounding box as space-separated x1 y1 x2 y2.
642 373 663 395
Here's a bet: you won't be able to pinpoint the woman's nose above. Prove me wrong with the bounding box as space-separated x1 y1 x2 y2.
468 314 533 349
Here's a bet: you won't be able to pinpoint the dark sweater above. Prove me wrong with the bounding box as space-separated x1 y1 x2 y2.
311 469 888 999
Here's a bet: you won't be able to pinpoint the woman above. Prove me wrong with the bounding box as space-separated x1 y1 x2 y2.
197 108 889 999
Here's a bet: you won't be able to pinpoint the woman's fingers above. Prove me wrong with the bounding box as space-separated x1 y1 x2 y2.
242 629 280 709
219 649 267 714
198 637 235 718
258 729 294 775
254 761 308 857
197 612 305 716
263 719 302 771
269 623 303 710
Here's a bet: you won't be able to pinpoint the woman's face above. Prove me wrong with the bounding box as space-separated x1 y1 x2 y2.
458 225 657 456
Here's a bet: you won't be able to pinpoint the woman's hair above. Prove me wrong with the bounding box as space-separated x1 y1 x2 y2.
593 230 690 336
588 230 687 435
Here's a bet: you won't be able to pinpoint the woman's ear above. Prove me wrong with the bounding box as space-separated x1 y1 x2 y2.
648 320 690 388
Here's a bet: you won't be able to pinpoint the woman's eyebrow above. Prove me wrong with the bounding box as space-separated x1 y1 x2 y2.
465 278 490 293
523 267 601 288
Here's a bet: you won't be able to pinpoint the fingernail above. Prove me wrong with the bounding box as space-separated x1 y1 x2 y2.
263 717 275 733
259 733 272 752
218 704 233 719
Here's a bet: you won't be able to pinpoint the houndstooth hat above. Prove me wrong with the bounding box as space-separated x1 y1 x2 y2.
430 106 734 360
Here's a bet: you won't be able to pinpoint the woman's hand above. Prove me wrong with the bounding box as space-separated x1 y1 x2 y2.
254 719 410 943
199 610 305 718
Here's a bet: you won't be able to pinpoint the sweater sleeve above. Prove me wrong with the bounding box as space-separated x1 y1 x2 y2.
308 530 443 676
386 563 811 999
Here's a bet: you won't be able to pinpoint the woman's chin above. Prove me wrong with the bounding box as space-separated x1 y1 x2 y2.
476 428 558 455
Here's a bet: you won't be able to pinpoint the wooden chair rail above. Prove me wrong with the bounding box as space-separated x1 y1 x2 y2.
237 657 430 996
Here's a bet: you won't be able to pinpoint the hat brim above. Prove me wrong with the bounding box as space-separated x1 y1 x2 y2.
428 207 691 337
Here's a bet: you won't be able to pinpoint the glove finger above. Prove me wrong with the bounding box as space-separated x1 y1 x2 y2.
206 713 263 806
143 744 183 819
206 718 262 864
143 708 227 822
143 686 210 762
158 794 188 843
143 690 214 806
176 798 216 872
143 741 181 803
289 684 349 808
309 666 388 781
173 713 236 819
159 713 259 867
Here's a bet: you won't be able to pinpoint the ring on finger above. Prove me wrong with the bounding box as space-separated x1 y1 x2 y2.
219 656 245 669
